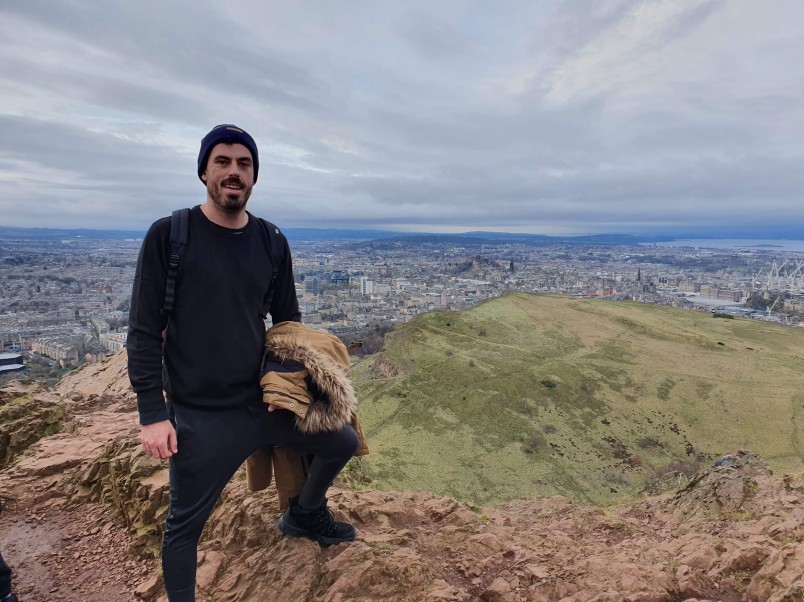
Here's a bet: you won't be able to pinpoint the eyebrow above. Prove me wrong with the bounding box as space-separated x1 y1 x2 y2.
212 152 252 163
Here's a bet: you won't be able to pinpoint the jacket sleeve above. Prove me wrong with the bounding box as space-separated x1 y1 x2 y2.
269 233 302 324
127 219 171 425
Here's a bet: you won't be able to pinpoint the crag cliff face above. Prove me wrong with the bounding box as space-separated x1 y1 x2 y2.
0 352 802 601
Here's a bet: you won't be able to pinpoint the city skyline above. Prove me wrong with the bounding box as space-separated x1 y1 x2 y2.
1 1 803 235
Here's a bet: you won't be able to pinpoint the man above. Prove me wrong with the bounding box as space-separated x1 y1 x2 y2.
0 553 17 602
0 500 19 602
128 124 358 602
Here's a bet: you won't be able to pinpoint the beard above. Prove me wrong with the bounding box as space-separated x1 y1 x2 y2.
207 177 252 212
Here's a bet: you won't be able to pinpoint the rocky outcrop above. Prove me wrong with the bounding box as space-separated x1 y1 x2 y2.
54 349 134 402
0 380 66 467
1 354 803 601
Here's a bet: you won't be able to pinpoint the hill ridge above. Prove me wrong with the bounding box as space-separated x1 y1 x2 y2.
352 293 804 506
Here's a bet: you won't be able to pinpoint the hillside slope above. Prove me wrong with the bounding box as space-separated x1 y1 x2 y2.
1 377 802 601
352 293 804 505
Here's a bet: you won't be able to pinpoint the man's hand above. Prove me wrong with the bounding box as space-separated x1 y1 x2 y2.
140 420 178 459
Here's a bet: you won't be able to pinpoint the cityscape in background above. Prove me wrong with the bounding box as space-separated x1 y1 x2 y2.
2 229 804 382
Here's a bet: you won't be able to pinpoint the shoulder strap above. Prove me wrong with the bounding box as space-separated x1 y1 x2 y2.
162 208 190 319
260 218 285 319
161 211 282 320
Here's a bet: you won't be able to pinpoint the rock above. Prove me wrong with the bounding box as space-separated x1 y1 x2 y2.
670 451 773 521
676 569 719 600
745 542 804 601
426 579 470 601
480 577 513 601
523 563 550 581
722 544 770 573
766 519 802 538
196 550 225 589
54 350 135 402
0 388 66 467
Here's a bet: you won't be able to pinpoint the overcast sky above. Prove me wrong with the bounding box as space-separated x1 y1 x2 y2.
1 1 802 235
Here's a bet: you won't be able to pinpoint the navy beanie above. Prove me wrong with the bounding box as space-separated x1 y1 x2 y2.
197 124 259 183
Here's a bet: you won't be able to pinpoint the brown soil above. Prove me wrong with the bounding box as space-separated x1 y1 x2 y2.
0 499 154 602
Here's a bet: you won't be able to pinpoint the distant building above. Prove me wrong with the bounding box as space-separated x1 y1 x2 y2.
359 277 374 296
0 352 25 381
700 285 742 302
29 339 79 363
1 340 22 352
579 288 617 298
99 332 128 353
330 270 350 286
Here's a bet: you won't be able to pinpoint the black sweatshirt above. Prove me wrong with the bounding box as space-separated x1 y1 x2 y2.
127 206 301 425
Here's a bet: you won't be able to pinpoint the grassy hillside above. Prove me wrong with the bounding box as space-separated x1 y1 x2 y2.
350 293 804 506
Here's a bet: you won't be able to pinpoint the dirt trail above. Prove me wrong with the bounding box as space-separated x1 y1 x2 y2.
0 500 154 602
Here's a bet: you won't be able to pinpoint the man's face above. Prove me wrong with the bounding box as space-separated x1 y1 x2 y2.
201 142 255 212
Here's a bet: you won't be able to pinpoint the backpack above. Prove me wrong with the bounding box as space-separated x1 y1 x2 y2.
161 208 285 321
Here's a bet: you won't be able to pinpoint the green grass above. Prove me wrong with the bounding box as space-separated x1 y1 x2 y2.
352 293 804 506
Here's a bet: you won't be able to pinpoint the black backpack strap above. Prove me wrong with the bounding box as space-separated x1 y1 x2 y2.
162 208 190 319
260 219 285 319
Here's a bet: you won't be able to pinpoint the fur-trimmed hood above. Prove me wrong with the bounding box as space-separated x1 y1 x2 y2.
260 321 358 434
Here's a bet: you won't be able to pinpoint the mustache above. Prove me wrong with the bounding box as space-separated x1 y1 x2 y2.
221 177 244 188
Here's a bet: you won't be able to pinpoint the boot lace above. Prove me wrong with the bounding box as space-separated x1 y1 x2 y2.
308 505 339 535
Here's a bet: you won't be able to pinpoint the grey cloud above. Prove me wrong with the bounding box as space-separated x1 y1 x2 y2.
2 1 330 119
1 0 803 234
0 115 194 229
398 10 472 60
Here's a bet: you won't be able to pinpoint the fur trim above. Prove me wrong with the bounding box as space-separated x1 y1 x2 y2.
267 334 358 434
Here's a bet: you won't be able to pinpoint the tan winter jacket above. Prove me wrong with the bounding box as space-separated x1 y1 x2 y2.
245 321 368 509
259 321 360 433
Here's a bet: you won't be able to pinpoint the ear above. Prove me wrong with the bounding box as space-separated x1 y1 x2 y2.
201 172 208 182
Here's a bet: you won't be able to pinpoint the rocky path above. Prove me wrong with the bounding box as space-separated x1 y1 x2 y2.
0 499 154 602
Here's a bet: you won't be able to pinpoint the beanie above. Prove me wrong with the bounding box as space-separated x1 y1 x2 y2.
197 124 259 183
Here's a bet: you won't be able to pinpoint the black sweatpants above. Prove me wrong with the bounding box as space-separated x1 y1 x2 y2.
162 400 358 602
0 551 11 598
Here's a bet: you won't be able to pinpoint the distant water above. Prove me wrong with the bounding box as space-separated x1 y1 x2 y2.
650 239 804 253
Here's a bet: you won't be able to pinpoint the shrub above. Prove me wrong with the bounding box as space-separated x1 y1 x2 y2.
603 435 631 460
604 472 629 485
665 458 706 478
339 457 374 488
625 454 642 467
637 437 661 450
522 432 545 454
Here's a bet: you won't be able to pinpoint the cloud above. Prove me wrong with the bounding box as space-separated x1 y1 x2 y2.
543 0 724 106
1 0 803 235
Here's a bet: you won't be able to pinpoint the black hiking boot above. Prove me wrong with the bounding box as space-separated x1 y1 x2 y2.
277 497 356 545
